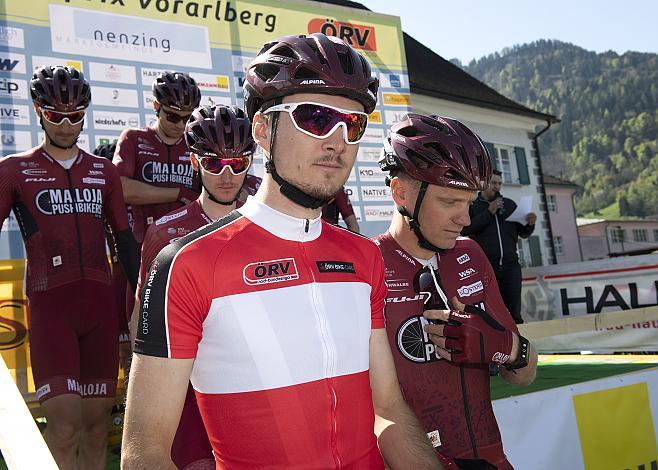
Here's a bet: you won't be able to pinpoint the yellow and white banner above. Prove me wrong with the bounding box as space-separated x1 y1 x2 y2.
495 366 658 470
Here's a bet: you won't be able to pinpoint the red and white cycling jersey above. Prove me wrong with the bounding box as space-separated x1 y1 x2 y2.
113 127 200 243
135 197 387 469
0 146 129 293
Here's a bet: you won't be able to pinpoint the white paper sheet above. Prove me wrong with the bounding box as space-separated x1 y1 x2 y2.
505 196 533 223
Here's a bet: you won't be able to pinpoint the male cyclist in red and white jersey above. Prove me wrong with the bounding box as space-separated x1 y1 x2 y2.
373 114 538 469
0 66 139 470
131 104 256 469
123 34 440 469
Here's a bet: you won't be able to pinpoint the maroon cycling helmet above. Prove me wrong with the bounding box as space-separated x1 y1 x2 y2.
153 71 201 111
30 65 91 112
379 114 492 191
244 33 379 119
185 105 256 158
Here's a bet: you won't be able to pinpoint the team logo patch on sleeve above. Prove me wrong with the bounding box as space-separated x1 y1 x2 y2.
316 261 355 274
243 258 299 286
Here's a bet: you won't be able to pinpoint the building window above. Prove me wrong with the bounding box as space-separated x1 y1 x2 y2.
547 194 557 212
496 147 513 184
610 228 625 243
554 236 564 255
633 229 648 242
517 240 528 268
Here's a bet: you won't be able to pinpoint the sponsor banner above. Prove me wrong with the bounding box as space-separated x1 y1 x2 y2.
380 72 408 89
140 67 163 86
362 126 384 145
494 368 658 470
382 92 411 106
0 52 26 74
190 72 231 92
0 78 28 100
368 110 382 124
231 55 253 73
384 109 409 126
92 86 138 108
0 26 25 49
89 62 137 85
0 104 30 125
361 185 391 201
363 204 395 222
352 206 363 223
31 55 82 72
200 95 233 107
0 131 32 152
145 114 158 128
344 185 360 202
95 135 120 147
143 94 156 110
92 110 140 131
522 254 658 322
234 76 246 92
357 166 386 182
250 162 264 179
347 167 357 183
357 147 381 163
49 5 212 68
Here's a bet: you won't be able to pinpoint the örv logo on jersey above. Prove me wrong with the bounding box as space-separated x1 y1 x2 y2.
35 188 103 216
142 161 194 186
243 258 299 286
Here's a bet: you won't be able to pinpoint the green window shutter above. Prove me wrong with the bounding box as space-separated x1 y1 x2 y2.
528 236 542 266
484 142 498 170
514 146 530 184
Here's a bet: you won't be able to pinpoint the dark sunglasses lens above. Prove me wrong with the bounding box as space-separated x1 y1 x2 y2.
165 110 191 124
200 157 250 175
292 104 367 142
43 110 85 124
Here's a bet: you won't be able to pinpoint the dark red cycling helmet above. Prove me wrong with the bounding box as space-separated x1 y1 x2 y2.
30 66 91 112
185 105 256 159
152 71 201 111
380 114 492 191
244 33 379 119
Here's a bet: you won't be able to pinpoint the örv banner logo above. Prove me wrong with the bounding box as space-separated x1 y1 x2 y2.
243 258 299 286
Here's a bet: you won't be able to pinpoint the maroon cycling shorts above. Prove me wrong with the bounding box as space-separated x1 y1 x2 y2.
28 279 118 403
171 384 214 469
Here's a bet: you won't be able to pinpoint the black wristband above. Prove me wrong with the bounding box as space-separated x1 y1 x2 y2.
505 335 529 371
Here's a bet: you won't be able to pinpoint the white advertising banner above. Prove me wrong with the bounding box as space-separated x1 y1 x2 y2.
495 368 658 470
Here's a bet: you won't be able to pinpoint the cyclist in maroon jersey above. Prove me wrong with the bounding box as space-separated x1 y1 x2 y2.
0 66 139 470
322 185 360 232
112 71 202 341
123 34 441 469
373 114 538 469
131 104 255 470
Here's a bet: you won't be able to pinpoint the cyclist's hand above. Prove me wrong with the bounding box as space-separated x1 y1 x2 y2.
424 297 513 365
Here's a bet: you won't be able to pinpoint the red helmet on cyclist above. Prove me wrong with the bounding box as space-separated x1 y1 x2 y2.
152 71 201 112
185 105 256 159
379 114 492 191
30 66 91 112
244 33 379 119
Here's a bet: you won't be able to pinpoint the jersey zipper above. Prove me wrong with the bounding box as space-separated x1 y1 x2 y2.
65 168 85 279
494 215 503 267
459 365 478 458
298 224 341 468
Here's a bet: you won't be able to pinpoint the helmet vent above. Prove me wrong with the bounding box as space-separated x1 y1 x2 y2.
294 66 318 79
307 40 329 66
397 126 421 138
254 63 279 82
273 45 299 60
406 149 430 170
424 142 450 161
337 50 354 74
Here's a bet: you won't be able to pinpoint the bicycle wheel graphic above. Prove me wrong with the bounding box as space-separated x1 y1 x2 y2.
397 316 426 362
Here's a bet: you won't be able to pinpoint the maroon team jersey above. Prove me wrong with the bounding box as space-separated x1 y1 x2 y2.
0 146 130 294
113 127 200 243
373 232 518 466
137 200 212 298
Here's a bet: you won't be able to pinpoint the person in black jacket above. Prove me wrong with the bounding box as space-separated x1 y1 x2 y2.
462 170 536 323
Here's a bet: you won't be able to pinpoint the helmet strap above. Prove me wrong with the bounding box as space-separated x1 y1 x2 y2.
266 106 328 210
398 181 444 253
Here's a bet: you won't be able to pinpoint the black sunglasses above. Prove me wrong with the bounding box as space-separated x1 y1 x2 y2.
160 107 192 124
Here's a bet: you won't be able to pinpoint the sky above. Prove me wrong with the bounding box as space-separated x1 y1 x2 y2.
356 0 658 64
